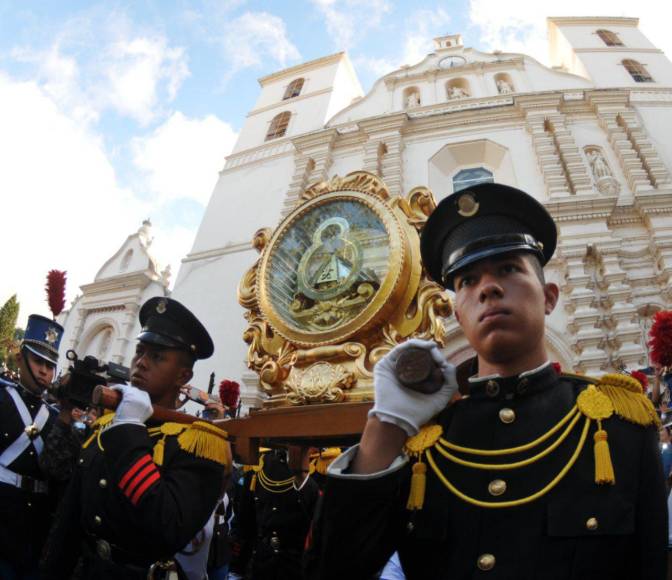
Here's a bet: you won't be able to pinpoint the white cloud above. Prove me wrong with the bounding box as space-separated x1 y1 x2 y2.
468 0 672 65
401 8 452 66
0 73 193 327
311 0 391 49
219 12 301 77
11 18 189 126
99 36 190 125
131 111 238 205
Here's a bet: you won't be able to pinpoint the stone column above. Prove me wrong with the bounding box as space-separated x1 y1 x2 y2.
282 129 337 217
359 113 407 197
111 301 140 365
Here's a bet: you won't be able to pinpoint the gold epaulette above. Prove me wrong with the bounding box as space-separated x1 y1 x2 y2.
595 373 660 428
82 412 116 449
177 420 231 467
148 422 189 465
309 447 343 475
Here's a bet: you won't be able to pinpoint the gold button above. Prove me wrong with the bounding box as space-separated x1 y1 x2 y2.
488 479 507 496
499 408 515 424
94 516 102 526
477 553 496 571
586 517 598 531
99 479 107 488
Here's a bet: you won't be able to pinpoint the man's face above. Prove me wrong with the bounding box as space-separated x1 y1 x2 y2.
452 253 558 366
19 349 55 393
130 342 192 401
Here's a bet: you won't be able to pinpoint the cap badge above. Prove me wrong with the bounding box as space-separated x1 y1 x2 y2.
457 192 479 217
45 327 59 345
156 300 168 314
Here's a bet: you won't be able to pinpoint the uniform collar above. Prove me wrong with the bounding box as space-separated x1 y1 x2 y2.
466 361 558 400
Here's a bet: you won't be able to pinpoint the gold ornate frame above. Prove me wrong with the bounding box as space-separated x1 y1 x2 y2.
238 171 452 407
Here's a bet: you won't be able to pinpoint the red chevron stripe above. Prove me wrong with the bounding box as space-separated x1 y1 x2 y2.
124 463 157 498
119 455 152 492
131 471 160 505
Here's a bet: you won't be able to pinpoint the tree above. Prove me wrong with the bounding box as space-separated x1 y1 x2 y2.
0 295 20 364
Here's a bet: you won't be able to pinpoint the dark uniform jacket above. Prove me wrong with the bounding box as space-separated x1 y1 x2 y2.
234 451 319 579
307 365 668 580
0 378 65 575
41 414 228 580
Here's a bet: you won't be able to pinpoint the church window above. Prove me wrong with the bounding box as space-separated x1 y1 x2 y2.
596 29 624 46
622 59 654 82
283 78 304 100
266 111 291 141
452 167 494 192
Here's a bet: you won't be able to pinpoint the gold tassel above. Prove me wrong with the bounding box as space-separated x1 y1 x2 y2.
177 420 230 466
250 472 257 491
406 459 427 510
593 421 615 485
153 437 166 466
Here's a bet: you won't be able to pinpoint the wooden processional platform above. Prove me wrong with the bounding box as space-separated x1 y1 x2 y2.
216 401 372 465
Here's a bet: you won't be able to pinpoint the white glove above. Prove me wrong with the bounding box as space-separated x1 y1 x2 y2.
111 384 153 426
369 338 458 436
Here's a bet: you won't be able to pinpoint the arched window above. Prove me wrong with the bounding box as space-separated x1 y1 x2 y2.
283 78 304 100
265 111 291 141
622 59 654 82
453 167 494 192
596 29 623 47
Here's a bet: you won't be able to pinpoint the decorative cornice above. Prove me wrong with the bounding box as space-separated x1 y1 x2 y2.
574 47 663 54
223 140 295 172
182 241 254 263
247 87 333 117
258 52 345 86
79 272 156 295
547 16 639 27
544 194 619 222
291 128 338 153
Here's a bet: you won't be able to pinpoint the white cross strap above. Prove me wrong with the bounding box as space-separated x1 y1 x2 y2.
0 385 50 467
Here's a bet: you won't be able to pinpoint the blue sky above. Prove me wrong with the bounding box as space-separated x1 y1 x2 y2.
1 0 667 325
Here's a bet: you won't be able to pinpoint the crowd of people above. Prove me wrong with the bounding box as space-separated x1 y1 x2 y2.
1 182 670 579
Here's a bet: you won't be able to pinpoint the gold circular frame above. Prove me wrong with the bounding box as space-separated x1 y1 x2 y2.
257 189 411 347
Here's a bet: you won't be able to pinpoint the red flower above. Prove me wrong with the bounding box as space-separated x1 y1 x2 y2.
629 370 649 389
649 311 672 368
45 270 67 318
218 379 240 410
551 362 562 374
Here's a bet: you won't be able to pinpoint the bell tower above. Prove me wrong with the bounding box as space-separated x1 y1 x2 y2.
548 16 672 87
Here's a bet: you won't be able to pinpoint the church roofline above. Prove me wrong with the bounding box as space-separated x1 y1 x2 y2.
258 52 347 86
547 16 639 27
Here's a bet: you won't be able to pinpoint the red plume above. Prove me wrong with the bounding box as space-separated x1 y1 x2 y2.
649 311 672 368
629 370 649 389
218 379 240 410
46 270 67 318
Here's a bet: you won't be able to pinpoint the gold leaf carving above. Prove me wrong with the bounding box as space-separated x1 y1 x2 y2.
302 171 389 202
285 362 356 405
392 186 437 231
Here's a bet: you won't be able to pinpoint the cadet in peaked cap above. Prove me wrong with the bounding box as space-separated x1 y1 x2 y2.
0 314 66 577
42 296 230 580
307 182 667 580
138 297 214 360
21 314 64 367
420 182 557 290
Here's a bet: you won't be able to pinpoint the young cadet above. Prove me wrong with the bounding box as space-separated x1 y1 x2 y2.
307 183 667 579
0 315 75 578
42 297 230 580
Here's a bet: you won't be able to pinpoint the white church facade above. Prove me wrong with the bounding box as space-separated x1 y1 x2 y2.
60 16 672 412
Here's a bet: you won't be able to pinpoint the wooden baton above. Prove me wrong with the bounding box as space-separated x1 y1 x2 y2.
395 347 444 394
